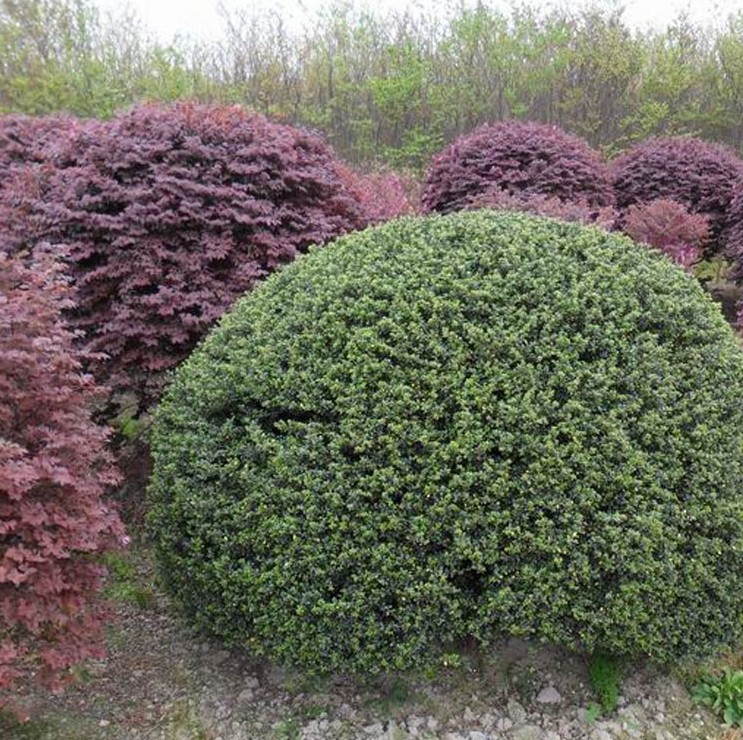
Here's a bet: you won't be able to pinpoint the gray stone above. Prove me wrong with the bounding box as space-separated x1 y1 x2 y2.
427 717 440 731
480 713 496 728
244 676 260 689
468 732 488 740
463 706 476 722
511 725 542 740
506 699 527 724
495 717 513 732
364 723 384 736
536 686 562 704
591 731 613 740
237 688 253 704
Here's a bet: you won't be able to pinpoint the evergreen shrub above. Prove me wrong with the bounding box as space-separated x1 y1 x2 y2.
150 211 743 674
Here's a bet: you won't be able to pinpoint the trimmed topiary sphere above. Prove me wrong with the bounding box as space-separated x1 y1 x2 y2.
421 121 612 214
149 210 743 674
611 136 743 250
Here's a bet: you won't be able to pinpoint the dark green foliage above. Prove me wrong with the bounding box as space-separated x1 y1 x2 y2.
149 211 743 674
588 653 622 713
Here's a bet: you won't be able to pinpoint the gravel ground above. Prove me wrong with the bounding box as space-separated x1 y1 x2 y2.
2 550 737 740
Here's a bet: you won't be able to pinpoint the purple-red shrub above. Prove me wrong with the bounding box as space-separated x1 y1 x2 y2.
34 102 364 402
0 115 80 255
621 199 709 271
468 188 618 230
335 162 418 224
421 120 613 214
611 136 743 249
724 182 743 280
0 249 123 697
0 115 78 174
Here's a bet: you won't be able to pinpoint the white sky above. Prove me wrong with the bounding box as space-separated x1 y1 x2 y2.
94 0 743 43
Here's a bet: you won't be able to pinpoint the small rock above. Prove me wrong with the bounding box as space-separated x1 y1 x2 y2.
468 732 488 740
591 731 612 740
463 706 476 722
364 723 384 736
495 717 513 731
536 686 562 704
99 720 110 727
480 712 496 728
507 698 527 724
427 717 439 731
244 676 260 689
512 725 542 740
237 688 253 704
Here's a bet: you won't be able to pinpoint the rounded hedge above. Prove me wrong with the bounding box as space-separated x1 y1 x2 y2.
611 136 743 249
35 102 363 402
150 210 743 674
421 120 613 214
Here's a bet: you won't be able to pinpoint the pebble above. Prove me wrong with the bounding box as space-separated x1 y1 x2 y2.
506 698 527 724
511 725 543 740
536 686 562 704
237 688 253 704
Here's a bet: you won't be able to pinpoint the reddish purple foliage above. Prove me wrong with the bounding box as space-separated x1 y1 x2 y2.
468 188 618 230
0 249 123 698
622 199 709 271
611 136 743 249
0 115 78 173
724 182 743 280
336 162 418 225
0 115 80 255
33 103 364 402
421 120 613 214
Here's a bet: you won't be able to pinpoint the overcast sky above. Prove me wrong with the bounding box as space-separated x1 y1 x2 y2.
94 0 743 43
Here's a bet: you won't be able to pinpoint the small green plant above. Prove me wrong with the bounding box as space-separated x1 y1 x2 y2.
693 669 743 727
273 718 300 739
588 652 622 714
298 703 329 721
102 552 155 609
694 256 733 285
584 702 602 723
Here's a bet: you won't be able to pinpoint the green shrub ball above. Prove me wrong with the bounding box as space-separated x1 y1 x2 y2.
149 210 743 673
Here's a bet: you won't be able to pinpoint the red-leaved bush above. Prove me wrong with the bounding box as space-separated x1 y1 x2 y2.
0 249 123 698
468 188 618 230
0 115 80 255
0 115 78 174
33 102 364 402
421 120 613 214
335 162 418 224
621 199 709 271
611 136 743 250
724 182 743 281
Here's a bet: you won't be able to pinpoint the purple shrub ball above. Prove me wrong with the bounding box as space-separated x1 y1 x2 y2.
611 136 743 251
35 102 364 402
421 120 613 214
